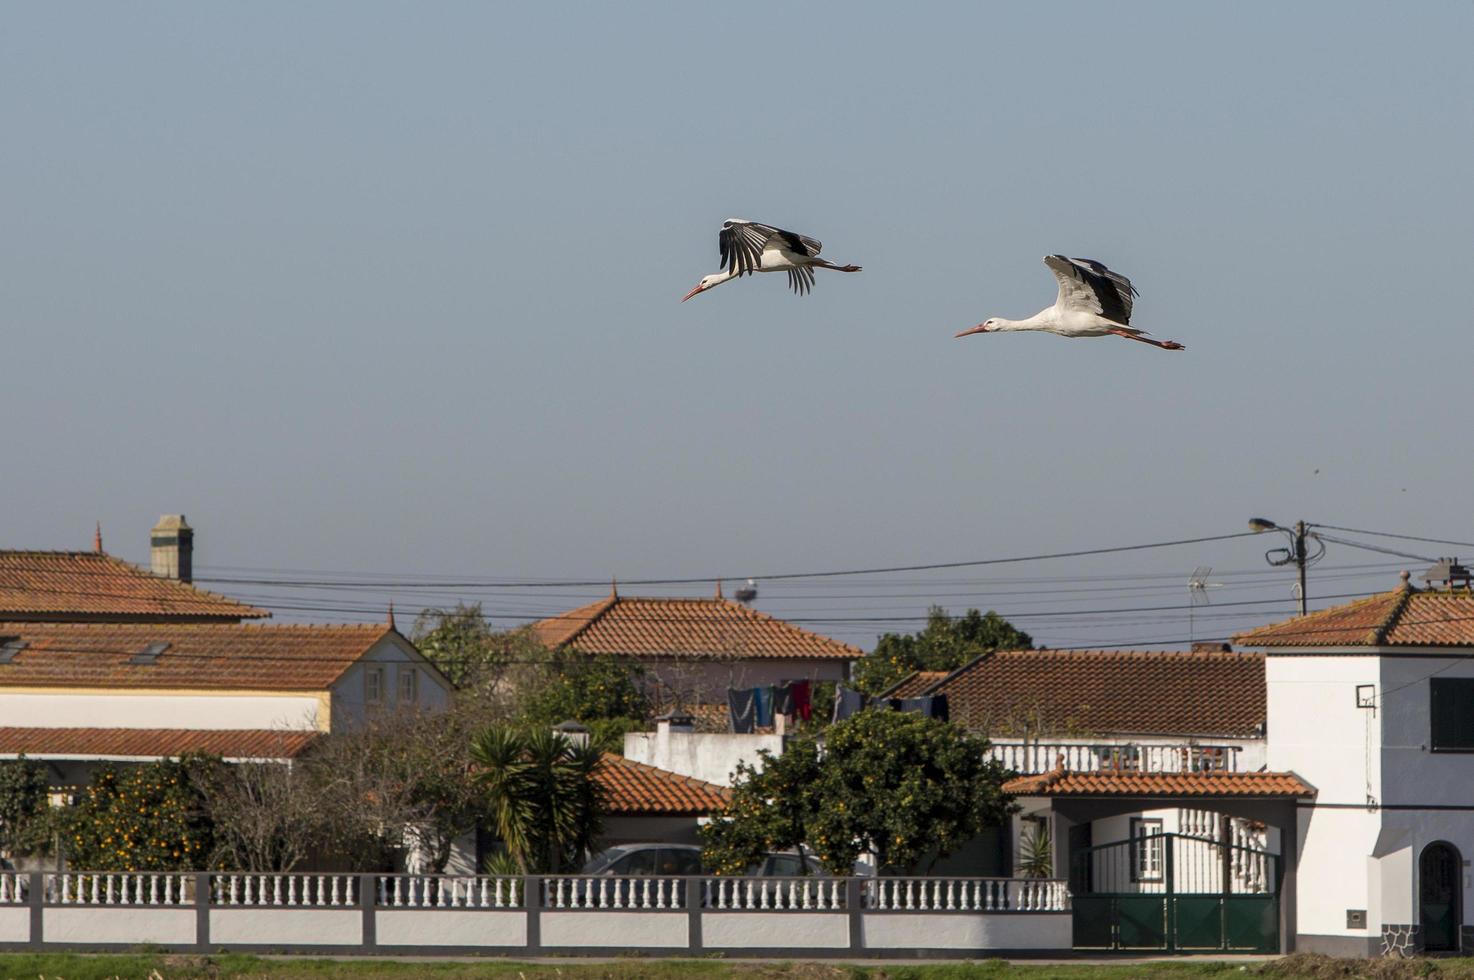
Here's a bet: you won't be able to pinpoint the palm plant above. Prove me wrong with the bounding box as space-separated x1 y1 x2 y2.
470 727 607 874
1017 820 1053 878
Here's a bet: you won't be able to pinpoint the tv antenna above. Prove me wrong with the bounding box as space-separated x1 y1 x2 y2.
1187 566 1223 643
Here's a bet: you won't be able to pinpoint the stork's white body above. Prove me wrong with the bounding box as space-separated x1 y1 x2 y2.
956 255 1184 351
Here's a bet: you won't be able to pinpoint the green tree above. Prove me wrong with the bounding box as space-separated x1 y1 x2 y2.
701 710 1013 875
699 739 822 876
0 756 50 859
60 758 216 871
413 603 504 688
853 606 1033 694
519 652 650 752
470 727 606 874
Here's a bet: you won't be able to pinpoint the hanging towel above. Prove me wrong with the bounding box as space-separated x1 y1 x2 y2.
754 686 774 727
790 680 812 721
727 687 756 734
772 682 796 717
834 685 866 722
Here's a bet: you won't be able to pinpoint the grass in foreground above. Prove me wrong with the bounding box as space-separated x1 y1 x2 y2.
0 952 1465 980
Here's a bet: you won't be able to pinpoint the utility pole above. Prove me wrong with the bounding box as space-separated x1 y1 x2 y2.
1249 518 1319 617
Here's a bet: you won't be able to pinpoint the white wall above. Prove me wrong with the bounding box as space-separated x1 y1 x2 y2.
862 912 1070 950
330 635 452 729
624 729 785 786
1379 653 1474 807
1266 655 1379 806
0 691 322 731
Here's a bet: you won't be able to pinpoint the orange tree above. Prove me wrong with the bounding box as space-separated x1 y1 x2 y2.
701 709 1012 875
59 757 217 871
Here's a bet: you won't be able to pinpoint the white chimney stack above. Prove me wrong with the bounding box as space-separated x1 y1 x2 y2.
150 515 194 582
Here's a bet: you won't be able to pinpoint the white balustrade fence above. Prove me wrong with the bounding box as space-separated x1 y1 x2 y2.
987 741 1240 775
211 873 357 907
703 876 847 910
541 875 684 910
46 873 190 906
864 877 1069 912
0 872 1075 955
378 875 522 909
0 873 27 904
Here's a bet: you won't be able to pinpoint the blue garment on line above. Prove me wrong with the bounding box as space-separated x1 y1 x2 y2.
754 686 774 727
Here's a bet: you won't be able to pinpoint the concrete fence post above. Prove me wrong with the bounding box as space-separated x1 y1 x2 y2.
846 878 863 953
685 877 702 952
524 876 541 952
360 874 376 952
195 872 210 951
29 872 43 948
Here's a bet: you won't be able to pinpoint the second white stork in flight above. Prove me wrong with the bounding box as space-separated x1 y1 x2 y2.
955 255 1185 351
682 219 862 301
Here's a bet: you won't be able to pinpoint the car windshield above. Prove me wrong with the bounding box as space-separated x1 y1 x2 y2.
581 847 633 875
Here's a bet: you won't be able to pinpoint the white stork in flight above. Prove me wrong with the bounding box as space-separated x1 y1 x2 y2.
682 219 862 301
955 255 1184 351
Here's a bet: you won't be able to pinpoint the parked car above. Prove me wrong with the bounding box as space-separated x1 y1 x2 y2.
581 843 703 877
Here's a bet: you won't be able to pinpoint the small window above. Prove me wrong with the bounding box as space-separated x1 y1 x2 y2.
365 667 385 704
1131 818 1164 883
398 667 418 704
1430 679 1474 751
0 638 27 664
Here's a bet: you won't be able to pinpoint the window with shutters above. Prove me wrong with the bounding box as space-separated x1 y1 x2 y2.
1131 817 1164 883
1430 678 1474 751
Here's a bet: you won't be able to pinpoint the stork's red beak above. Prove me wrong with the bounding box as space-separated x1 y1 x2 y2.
681 283 705 303
955 323 989 338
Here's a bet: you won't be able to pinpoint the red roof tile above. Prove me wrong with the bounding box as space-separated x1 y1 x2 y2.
1004 767 1314 799
0 551 268 622
1234 584 1474 648
908 649 1265 738
0 727 317 761
596 753 731 815
531 591 861 661
0 622 393 691
880 671 950 699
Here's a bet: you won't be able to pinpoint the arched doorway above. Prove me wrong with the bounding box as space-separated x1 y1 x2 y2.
1420 841 1462 952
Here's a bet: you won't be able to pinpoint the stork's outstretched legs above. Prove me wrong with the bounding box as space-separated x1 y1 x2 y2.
816 260 863 273
1110 329 1185 351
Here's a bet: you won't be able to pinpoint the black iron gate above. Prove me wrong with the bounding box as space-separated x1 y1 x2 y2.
1070 831 1279 953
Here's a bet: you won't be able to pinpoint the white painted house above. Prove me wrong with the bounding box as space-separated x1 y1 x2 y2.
1234 567 1474 956
0 618 451 785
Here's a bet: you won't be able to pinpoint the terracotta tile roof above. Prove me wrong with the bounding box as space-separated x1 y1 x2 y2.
0 621 393 691
596 753 732 815
880 671 950 699
0 727 317 761
530 590 862 661
0 551 268 622
1003 766 1314 799
1234 583 1474 648
913 649 1264 738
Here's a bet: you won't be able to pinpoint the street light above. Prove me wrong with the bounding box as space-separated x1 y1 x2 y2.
1248 518 1325 617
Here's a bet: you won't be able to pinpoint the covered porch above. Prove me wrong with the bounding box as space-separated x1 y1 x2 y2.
1004 767 1315 953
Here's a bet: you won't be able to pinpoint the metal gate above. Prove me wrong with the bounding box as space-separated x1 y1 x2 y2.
1070 831 1279 953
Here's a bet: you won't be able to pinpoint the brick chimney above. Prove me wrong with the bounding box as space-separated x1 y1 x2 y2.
150 515 194 582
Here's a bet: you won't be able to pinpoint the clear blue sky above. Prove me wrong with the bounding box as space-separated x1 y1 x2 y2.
3 2 1471 649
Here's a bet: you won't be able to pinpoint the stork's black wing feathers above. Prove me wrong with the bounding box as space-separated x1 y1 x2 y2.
1044 254 1139 324
718 219 821 277
787 266 815 295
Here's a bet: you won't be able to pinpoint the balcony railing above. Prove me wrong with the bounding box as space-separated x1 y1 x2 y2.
986 741 1241 774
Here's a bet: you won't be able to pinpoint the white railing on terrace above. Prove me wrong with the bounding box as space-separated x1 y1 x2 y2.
0 872 27 904
987 741 1240 775
864 877 1068 912
377 875 522 909
541 875 685 910
211 873 357 907
47 873 190 905
704 877 847 910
